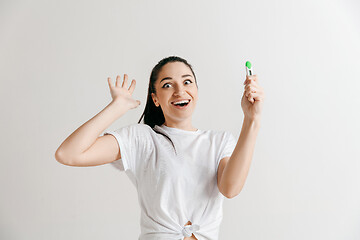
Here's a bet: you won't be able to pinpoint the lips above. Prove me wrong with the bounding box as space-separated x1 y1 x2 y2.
171 99 191 104
171 99 191 109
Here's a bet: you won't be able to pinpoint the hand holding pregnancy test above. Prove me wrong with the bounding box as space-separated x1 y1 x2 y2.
241 61 265 121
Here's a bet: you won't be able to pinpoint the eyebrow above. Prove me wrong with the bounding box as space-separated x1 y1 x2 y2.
160 74 193 83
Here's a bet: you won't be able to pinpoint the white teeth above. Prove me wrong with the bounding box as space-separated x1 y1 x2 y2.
173 100 190 105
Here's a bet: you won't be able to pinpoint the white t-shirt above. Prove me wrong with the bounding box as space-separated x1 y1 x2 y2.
104 123 237 240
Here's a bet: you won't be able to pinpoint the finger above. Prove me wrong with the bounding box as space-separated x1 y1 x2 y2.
244 74 258 85
107 77 113 89
244 78 258 86
247 74 257 81
248 94 254 103
116 75 121 87
245 91 254 103
128 79 136 94
246 90 263 98
245 84 259 93
122 74 128 88
247 92 264 102
245 90 254 98
248 86 264 96
244 82 262 92
244 78 254 85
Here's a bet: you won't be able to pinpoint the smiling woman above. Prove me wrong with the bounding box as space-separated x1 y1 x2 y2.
138 57 200 132
55 55 263 240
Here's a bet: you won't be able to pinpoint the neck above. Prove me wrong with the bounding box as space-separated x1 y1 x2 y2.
163 121 197 131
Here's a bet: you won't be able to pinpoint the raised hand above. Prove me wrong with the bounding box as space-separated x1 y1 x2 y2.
107 74 141 110
241 74 265 121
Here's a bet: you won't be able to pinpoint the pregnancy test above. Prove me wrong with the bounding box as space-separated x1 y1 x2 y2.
245 61 253 76
243 61 253 85
245 61 255 103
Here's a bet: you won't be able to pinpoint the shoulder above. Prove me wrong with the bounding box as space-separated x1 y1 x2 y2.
122 123 155 135
207 130 237 147
109 123 154 137
127 123 152 130
202 128 230 139
118 123 150 130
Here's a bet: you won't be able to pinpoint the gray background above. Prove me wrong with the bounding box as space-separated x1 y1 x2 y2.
1 0 359 239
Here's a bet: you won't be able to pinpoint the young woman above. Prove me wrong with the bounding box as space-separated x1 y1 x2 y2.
55 56 265 240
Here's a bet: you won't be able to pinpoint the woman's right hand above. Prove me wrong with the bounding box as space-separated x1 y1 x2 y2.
107 74 141 110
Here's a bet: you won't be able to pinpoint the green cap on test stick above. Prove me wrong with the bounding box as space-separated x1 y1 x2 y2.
245 61 253 76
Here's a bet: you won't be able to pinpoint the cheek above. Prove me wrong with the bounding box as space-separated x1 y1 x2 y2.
157 92 171 103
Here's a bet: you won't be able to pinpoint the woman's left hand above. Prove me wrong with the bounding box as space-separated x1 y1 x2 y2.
241 74 265 121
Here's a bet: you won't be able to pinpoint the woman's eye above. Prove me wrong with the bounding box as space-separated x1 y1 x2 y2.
185 79 192 84
162 80 192 88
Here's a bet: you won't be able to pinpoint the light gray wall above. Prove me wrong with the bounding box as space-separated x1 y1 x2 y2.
1 0 359 239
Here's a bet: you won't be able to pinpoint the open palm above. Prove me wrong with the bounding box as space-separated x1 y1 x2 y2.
107 74 141 110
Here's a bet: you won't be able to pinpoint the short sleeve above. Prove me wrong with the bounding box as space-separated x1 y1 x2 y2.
103 123 151 174
217 131 237 167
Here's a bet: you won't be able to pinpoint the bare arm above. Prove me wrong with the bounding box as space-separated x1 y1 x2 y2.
55 101 128 166
55 74 141 166
218 73 264 198
218 117 261 198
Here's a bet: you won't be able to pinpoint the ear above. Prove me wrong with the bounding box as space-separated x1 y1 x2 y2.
151 93 159 107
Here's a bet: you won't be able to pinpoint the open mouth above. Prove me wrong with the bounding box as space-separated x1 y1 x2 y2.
171 99 191 108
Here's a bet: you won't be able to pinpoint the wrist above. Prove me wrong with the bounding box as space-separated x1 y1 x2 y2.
244 116 261 127
108 100 129 116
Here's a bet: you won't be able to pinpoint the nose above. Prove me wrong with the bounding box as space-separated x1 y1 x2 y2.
174 85 186 96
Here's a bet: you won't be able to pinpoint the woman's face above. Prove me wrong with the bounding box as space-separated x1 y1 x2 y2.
151 61 198 125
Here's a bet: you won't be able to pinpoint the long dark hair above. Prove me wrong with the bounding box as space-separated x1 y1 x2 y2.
138 56 198 155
